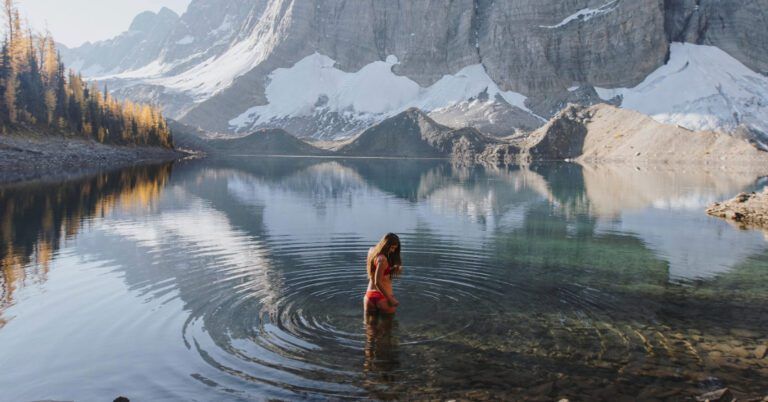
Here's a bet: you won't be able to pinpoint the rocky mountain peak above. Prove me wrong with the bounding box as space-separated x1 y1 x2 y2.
129 8 179 33
59 0 768 139
400 107 438 125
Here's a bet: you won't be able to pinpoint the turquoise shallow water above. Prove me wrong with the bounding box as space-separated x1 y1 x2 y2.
1 158 767 400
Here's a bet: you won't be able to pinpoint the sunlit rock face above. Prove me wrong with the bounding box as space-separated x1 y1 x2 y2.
60 0 767 138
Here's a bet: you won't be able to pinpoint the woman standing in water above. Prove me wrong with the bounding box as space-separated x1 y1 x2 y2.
364 233 402 315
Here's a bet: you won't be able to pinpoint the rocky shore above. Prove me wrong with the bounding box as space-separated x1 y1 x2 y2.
0 132 184 184
707 189 768 229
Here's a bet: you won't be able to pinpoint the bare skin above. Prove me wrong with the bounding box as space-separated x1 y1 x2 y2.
364 245 400 314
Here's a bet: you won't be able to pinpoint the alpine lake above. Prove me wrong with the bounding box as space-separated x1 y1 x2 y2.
1 157 767 401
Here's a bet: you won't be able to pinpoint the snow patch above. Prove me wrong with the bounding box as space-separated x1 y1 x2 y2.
540 1 619 29
101 59 172 80
176 35 195 45
229 53 536 131
596 42 768 134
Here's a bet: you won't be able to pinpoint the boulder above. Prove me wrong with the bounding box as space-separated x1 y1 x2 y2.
696 388 734 402
707 189 768 228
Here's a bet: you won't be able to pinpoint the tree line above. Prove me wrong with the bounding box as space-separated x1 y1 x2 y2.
0 0 172 148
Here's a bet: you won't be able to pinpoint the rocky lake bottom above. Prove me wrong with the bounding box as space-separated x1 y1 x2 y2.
1 157 767 401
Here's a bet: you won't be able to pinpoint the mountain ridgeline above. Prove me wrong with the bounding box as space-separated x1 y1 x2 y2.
0 0 172 148
197 104 768 166
207 128 330 156
60 0 768 140
337 108 503 159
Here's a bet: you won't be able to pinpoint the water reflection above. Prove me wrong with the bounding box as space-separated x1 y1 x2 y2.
579 163 768 280
363 314 399 383
0 164 172 326
1 157 767 400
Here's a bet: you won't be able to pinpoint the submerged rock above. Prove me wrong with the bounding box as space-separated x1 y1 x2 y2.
695 388 734 402
707 189 768 228
755 344 767 359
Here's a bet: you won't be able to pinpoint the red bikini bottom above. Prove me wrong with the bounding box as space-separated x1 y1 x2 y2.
365 290 386 306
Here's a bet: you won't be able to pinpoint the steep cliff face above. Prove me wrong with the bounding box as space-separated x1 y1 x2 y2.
60 0 768 138
665 0 768 75
183 0 670 131
477 0 668 95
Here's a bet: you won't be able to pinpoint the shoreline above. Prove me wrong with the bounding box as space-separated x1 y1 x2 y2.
0 133 187 185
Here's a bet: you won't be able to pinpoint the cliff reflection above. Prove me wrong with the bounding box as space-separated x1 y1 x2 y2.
0 164 173 325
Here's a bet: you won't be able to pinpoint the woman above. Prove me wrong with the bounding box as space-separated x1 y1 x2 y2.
364 233 403 315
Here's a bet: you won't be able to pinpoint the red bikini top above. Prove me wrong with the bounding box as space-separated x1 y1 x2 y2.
376 254 393 276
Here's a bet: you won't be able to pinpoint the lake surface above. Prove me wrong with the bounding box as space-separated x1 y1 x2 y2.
1 158 767 401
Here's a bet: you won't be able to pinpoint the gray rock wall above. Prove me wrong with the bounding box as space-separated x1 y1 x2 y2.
187 0 671 130
665 0 768 75
60 0 768 134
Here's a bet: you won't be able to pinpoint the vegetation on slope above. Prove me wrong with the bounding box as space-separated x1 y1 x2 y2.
0 0 172 148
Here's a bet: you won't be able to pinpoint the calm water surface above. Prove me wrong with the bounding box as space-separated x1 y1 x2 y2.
1 158 767 401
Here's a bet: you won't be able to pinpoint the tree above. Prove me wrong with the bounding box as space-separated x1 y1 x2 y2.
0 0 173 148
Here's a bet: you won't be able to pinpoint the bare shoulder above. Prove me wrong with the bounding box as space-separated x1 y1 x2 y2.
375 254 388 266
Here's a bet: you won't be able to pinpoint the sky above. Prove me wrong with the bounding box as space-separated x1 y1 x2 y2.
16 0 192 48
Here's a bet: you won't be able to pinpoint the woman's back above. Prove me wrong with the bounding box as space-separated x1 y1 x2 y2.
364 234 401 314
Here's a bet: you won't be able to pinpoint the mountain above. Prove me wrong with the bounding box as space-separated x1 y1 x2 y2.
207 128 329 156
167 119 213 153
520 104 768 163
175 103 768 164
59 7 180 76
61 0 768 139
338 108 504 159
428 91 546 137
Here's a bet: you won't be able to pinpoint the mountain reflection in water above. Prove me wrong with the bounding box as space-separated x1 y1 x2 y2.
0 158 766 401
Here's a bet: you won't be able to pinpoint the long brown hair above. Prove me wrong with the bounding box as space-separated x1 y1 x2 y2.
367 233 402 279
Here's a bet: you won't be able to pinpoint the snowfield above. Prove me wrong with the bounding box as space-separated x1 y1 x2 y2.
596 43 768 134
92 39 768 139
229 43 768 137
228 54 535 132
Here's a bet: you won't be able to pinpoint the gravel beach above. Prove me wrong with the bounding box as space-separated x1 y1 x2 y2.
0 132 185 184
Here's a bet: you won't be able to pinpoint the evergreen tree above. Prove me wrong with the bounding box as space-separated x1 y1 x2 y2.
0 0 173 147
